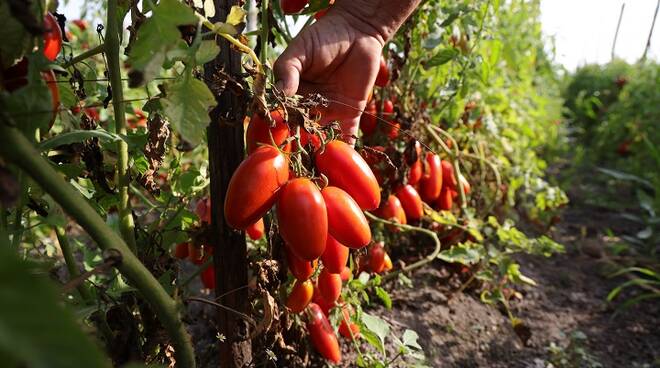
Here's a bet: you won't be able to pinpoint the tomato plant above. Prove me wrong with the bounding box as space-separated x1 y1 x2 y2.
0 0 575 366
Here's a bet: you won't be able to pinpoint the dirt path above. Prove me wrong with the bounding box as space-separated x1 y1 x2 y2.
364 200 660 367
187 188 659 367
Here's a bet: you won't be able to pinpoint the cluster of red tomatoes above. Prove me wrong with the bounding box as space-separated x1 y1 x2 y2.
358 60 470 227
366 142 470 224
222 106 401 362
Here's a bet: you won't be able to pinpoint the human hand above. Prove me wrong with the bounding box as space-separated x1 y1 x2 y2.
274 11 384 141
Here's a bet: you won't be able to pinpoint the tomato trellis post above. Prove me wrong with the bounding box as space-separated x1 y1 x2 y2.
205 0 252 366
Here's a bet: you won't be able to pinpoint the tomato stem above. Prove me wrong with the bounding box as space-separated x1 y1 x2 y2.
364 212 442 282
196 13 264 74
62 44 105 69
260 0 269 65
106 0 137 252
56 225 94 301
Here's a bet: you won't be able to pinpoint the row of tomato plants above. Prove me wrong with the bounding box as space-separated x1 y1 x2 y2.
0 0 568 366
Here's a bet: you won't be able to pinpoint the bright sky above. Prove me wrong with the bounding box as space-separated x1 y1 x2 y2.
540 0 659 70
61 0 659 71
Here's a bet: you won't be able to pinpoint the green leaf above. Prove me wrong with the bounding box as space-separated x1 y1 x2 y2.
195 40 220 64
401 329 422 350
360 327 384 354
506 263 536 286
128 0 199 85
361 313 389 352
426 205 458 225
425 48 458 68
596 167 653 190
162 74 216 145
226 6 247 26
440 11 460 27
357 271 370 285
437 241 483 265
0 242 111 368
3 60 53 133
636 227 653 240
374 287 392 309
39 129 122 151
57 76 77 108
172 169 208 195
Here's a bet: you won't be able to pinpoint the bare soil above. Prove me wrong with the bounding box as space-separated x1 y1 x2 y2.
189 189 660 367
348 197 660 367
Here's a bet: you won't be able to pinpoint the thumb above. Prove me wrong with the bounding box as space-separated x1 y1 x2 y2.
273 49 303 97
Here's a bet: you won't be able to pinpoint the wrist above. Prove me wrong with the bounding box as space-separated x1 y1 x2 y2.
333 0 421 44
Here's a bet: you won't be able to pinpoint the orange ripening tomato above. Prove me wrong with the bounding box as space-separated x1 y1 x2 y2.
441 160 458 191
316 140 381 210
312 284 335 315
321 234 349 274
224 146 289 230
43 13 62 61
286 279 314 313
374 195 407 225
408 159 423 185
317 268 342 303
360 101 378 137
383 253 393 271
436 186 453 211
278 178 328 261
381 121 400 139
280 0 309 14
173 242 189 259
307 303 341 363
374 57 389 87
195 197 211 224
245 110 290 154
419 153 443 202
200 265 216 289
338 305 360 340
339 266 352 282
286 249 317 281
369 242 386 274
322 186 371 249
395 184 423 221
246 218 265 240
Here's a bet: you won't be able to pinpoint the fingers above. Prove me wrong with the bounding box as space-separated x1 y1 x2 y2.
338 117 360 146
273 44 304 97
